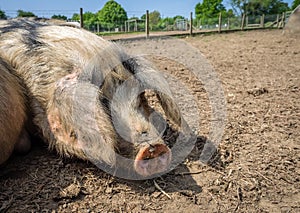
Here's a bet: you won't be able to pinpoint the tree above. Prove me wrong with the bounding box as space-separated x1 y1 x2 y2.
71 13 80 21
292 0 300 10
51 14 68 20
83 12 98 30
17 10 36 18
268 0 290 14
230 0 290 16
97 0 127 29
0 10 7 19
173 15 186 21
70 12 97 30
195 0 226 20
149 10 161 28
140 10 162 30
230 0 248 15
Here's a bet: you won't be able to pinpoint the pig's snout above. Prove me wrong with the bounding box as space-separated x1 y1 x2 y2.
134 143 171 177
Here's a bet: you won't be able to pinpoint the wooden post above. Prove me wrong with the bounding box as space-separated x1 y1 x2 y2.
135 20 137 32
80 8 84 28
218 12 222 33
241 13 245 30
199 18 202 30
260 14 265 28
281 12 286 28
276 14 280 28
190 12 193 36
227 17 230 30
145 10 149 39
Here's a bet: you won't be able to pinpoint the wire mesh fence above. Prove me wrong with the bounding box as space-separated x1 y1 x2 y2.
1 9 293 35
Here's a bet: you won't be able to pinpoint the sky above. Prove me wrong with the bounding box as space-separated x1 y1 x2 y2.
0 0 294 19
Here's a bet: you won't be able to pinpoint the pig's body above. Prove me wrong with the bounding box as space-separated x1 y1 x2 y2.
0 19 181 178
0 57 30 164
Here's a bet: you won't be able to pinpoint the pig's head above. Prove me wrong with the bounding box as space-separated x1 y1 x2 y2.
109 78 171 177
107 56 181 177
48 46 182 179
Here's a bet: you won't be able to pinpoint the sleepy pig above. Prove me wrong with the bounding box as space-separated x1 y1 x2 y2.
0 18 184 178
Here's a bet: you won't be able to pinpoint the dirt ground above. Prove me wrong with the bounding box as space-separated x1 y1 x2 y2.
1 29 299 212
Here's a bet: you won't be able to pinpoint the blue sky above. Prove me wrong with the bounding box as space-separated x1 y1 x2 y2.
0 0 294 19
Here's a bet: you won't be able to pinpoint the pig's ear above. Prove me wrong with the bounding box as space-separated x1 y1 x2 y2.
46 73 117 166
123 57 182 127
154 91 181 127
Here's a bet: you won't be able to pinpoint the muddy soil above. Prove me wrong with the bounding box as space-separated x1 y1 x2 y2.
0 29 299 212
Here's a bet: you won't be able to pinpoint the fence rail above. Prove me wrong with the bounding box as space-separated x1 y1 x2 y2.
2 8 292 38
81 10 292 38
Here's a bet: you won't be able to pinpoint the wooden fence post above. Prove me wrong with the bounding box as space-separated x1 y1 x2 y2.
199 18 202 30
227 17 230 30
80 8 84 28
260 14 265 28
134 20 137 32
241 13 246 30
276 14 280 28
218 12 222 33
190 12 193 36
145 10 149 39
281 12 286 28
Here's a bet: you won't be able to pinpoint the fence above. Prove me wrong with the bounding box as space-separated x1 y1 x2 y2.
2 8 292 37
80 10 292 38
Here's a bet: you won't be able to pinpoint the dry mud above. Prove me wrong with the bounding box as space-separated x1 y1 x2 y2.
0 29 299 212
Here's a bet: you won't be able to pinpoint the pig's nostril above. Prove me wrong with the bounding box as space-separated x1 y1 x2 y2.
149 144 155 153
143 156 151 160
158 151 166 156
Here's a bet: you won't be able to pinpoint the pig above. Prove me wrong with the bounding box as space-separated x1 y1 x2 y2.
0 19 182 178
0 57 31 165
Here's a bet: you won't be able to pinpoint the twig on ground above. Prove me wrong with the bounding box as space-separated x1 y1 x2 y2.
153 180 172 200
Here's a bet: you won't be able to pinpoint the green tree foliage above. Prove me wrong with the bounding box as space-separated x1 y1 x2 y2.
71 13 80 21
51 14 68 20
17 10 36 18
140 10 162 30
83 12 97 29
195 0 226 19
97 0 128 28
173 15 186 21
141 12 186 30
230 0 290 16
226 9 235 17
0 10 7 19
71 12 97 30
149 10 161 29
292 0 300 10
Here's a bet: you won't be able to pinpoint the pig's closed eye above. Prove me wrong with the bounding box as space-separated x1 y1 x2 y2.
141 131 148 137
